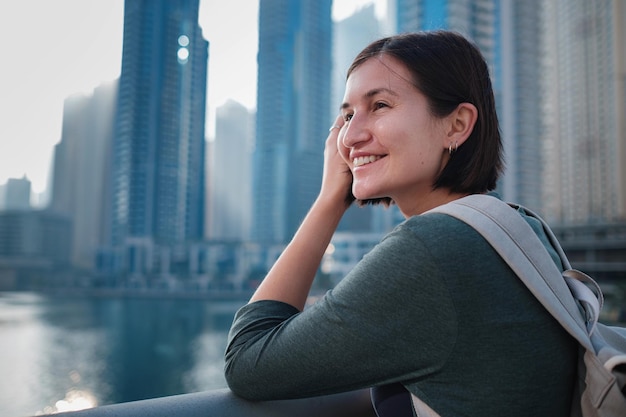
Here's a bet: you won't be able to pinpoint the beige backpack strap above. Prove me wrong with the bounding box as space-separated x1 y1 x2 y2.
410 394 441 417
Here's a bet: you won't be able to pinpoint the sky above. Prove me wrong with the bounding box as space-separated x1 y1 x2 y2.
0 0 386 197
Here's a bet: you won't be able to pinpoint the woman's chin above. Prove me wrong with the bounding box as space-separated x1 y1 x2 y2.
352 188 384 201
352 190 370 201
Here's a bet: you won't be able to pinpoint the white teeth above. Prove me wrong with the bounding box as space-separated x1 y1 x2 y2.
353 155 381 167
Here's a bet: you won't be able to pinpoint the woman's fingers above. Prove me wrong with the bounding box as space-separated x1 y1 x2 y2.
321 116 353 206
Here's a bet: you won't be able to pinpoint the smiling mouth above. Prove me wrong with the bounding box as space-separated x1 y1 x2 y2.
353 155 382 167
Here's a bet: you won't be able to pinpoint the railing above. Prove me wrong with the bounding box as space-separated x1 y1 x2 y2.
52 388 377 417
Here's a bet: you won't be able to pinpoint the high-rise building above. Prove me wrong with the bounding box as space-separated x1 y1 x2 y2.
3 176 31 210
498 0 544 211
109 0 208 256
0 210 72 290
332 4 382 117
209 100 254 241
395 0 497 54
252 0 333 244
542 0 626 223
49 80 118 270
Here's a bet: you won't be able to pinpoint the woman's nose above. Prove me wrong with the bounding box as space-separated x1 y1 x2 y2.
341 114 370 148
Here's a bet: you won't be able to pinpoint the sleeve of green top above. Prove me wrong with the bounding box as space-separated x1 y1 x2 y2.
224 224 458 401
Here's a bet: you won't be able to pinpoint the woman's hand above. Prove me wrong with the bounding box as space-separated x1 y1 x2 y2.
320 115 354 208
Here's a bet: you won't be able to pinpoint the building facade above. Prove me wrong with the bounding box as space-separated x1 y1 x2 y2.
107 0 208 276
0 210 72 290
498 0 545 211
50 80 118 270
209 100 254 241
3 176 32 210
253 0 333 244
541 0 626 224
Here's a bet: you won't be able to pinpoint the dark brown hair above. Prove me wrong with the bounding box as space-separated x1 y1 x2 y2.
347 31 503 206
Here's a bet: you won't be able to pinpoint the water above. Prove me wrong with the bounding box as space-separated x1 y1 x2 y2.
0 291 243 417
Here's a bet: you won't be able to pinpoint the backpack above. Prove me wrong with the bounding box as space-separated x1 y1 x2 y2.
429 194 626 417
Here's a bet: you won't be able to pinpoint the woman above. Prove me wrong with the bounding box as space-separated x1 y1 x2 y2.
224 31 577 416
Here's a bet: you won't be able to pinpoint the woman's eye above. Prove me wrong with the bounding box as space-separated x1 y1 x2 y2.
374 102 388 110
344 113 353 122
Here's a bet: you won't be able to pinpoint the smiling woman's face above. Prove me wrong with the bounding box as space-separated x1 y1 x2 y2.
338 55 452 215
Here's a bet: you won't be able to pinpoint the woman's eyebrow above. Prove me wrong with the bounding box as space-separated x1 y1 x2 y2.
340 88 398 111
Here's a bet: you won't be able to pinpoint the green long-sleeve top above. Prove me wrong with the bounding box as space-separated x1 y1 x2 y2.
225 206 578 416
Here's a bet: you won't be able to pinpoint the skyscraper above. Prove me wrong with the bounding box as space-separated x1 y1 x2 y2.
50 80 118 270
541 0 626 223
109 0 208 255
253 0 333 244
209 100 254 241
332 4 382 117
395 0 496 48
3 176 31 210
498 0 545 211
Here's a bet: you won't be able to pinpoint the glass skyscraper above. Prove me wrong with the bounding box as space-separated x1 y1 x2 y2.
110 0 208 250
541 0 626 223
253 0 333 244
51 80 118 270
498 0 544 211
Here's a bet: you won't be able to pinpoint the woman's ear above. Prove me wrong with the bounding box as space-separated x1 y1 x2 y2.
444 102 478 150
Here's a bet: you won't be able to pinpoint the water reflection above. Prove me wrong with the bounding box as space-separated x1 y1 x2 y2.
42 389 98 414
0 292 242 417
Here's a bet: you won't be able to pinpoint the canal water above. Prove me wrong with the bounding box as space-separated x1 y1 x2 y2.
0 291 243 417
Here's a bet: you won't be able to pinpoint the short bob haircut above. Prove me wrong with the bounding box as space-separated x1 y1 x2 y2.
346 31 503 206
